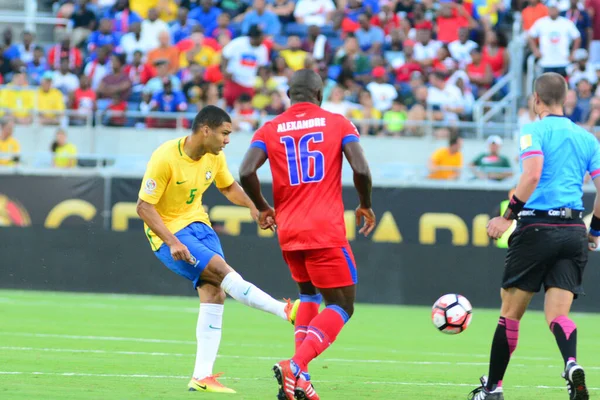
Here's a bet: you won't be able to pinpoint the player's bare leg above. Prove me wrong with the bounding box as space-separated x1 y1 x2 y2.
274 285 355 400
469 288 534 400
545 287 588 400
201 254 299 323
188 283 236 393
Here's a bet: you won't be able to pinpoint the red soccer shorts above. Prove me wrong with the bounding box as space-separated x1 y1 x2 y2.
282 245 358 289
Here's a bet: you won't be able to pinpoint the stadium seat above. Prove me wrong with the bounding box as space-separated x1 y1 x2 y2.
285 23 308 38
328 37 344 51
320 25 337 38
229 22 243 37
328 65 341 80
274 35 288 47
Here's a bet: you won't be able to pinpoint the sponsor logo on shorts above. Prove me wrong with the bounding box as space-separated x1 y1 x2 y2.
144 178 157 195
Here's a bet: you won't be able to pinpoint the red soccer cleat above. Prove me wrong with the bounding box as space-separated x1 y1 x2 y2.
294 374 320 400
273 360 298 400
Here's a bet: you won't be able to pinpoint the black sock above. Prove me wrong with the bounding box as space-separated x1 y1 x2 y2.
486 317 519 391
550 316 577 367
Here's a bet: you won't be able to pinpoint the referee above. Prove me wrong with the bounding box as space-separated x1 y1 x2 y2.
468 73 597 400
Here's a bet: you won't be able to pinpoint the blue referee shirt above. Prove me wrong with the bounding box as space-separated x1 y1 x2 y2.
520 115 600 210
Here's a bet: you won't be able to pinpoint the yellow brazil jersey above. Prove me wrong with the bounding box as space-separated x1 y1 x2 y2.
138 136 235 251
0 136 20 166
0 86 35 118
37 88 65 118
54 143 78 168
179 46 220 69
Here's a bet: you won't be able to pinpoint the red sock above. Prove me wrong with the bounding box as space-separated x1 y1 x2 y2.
295 294 322 352
292 305 349 371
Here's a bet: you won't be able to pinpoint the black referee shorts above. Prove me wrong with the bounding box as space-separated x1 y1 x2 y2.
503 218 588 298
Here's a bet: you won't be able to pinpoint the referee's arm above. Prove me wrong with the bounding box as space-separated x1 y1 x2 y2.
588 177 600 250
513 156 543 203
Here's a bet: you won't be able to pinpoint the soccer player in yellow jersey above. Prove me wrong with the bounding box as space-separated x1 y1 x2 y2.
137 106 299 393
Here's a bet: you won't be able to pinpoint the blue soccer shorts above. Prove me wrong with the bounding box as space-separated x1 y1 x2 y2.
154 222 225 289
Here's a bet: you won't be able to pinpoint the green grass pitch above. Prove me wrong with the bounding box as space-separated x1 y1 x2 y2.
0 290 599 399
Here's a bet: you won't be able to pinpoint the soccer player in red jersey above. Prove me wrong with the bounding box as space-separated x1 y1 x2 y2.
240 69 376 400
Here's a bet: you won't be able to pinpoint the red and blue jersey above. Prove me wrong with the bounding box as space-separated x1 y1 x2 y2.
250 102 360 251
519 115 600 210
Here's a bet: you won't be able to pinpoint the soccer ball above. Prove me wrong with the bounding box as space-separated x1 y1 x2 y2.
431 294 473 334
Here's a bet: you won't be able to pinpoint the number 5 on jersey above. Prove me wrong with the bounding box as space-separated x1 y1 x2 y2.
280 132 325 186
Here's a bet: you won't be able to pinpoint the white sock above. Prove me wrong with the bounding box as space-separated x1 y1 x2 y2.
193 303 224 380
220 272 287 320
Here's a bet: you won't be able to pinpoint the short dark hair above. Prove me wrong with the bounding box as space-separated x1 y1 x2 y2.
534 72 567 106
449 134 462 146
239 93 253 103
192 106 231 133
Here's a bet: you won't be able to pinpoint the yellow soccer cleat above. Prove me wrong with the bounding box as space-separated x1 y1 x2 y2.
285 299 301 325
188 373 236 393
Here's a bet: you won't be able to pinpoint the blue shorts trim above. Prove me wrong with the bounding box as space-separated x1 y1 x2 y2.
341 247 358 284
154 222 224 289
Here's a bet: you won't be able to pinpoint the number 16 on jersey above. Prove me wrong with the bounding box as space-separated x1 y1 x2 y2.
280 132 325 186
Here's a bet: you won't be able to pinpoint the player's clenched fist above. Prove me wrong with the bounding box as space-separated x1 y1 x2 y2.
258 207 276 231
170 240 193 263
355 207 376 236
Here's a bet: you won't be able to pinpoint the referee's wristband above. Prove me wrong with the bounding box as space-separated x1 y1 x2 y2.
590 229 600 237
591 215 600 231
502 194 525 220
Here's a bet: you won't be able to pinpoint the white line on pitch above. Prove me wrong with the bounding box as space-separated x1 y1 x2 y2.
0 332 557 361
0 371 596 391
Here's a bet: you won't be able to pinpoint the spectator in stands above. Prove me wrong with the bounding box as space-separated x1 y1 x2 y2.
517 95 538 132
355 14 385 54
413 21 442 67
48 37 83 71
394 41 422 85
529 0 581 76
84 46 112 90
182 65 204 105
449 27 478 69
564 89 583 123
51 129 77 168
242 0 281 37
428 135 463 180
145 59 182 94
147 78 188 128
263 90 286 116
0 71 34 124
584 96 600 132
97 53 132 110
436 2 473 44
431 45 457 74
576 78 594 121
0 48 12 83
53 58 80 100
171 8 199 44
221 25 269 108
231 93 259 131
522 0 548 31
26 46 49 86
69 75 97 125
322 85 357 116
294 0 336 27
333 35 371 78
156 0 178 22
141 8 170 50
2 28 20 62
280 35 309 71
125 50 153 100
18 31 36 65
366 66 397 112
268 0 296 25
210 13 234 40
567 48 597 88
179 32 219 69
147 30 179 74
271 56 292 92
120 22 152 63
253 66 278 109
563 0 593 50
371 2 401 37
0 120 20 166
348 90 381 136
37 72 66 126
189 0 222 34
482 30 509 78
466 47 494 97
203 82 226 109
471 135 512 181
382 99 407 136
105 92 128 126
587 0 600 64
88 18 121 56
427 71 465 122
219 0 249 19
71 0 97 47
302 25 331 65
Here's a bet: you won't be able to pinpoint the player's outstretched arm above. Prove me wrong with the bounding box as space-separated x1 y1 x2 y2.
219 181 259 215
136 198 192 262
239 147 271 212
343 141 376 236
